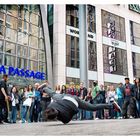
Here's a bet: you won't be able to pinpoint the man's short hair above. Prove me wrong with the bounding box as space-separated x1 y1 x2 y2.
45 108 58 120
3 74 8 78
125 77 129 80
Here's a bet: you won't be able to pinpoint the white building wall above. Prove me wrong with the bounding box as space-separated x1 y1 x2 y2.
53 4 140 86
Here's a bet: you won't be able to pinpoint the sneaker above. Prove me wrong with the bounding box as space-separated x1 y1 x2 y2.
129 116 134 119
4 120 11 124
112 101 122 113
0 121 4 124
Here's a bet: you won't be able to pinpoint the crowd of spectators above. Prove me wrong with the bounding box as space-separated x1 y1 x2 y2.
1 74 140 124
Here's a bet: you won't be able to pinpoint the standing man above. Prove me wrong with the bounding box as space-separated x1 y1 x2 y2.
0 74 10 124
78 82 87 120
122 78 135 119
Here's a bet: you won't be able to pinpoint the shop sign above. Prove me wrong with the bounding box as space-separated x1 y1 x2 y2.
0 65 46 80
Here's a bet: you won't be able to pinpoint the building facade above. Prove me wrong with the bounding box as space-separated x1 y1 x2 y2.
49 4 140 88
0 5 53 87
1 4 140 88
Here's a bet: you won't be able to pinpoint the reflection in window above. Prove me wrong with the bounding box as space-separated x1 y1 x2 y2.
29 24 39 37
0 53 3 64
17 45 27 57
17 57 27 69
87 5 96 33
103 45 128 76
0 40 3 51
39 50 45 62
4 54 15 67
39 62 46 73
88 41 97 71
30 12 39 26
39 38 45 50
0 12 6 26
0 25 5 38
6 15 18 30
66 35 79 68
130 21 140 47
18 20 29 33
29 60 38 72
102 10 126 42
6 27 17 42
29 35 38 48
29 48 38 60
0 5 6 13
17 31 28 45
66 77 80 85
132 52 140 77
5 42 16 54
7 5 18 17
18 5 30 22
66 5 79 28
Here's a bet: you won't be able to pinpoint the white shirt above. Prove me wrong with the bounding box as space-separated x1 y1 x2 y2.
11 93 16 106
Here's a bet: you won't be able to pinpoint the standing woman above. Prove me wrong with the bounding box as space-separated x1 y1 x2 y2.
55 85 61 94
27 84 34 123
9 86 18 123
60 85 67 94
134 78 140 117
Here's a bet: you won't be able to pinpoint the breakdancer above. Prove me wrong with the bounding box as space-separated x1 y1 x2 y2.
38 82 121 124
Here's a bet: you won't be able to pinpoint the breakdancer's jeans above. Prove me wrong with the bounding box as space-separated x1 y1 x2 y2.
43 87 112 111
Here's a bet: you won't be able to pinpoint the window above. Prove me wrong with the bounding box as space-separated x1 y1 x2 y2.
17 31 28 45
17 45 27 57
88 41 97 71
29 48 38 60
6 27 17 42
29 35 38 48
4 54 15 67
87 5 96 33
5 41 16 54
66 5 79 28
66 77 80 85
17 57 27 69
29 60 38 71
30 12 39 26
39 50 45 62
29 24 39 37
18 20 29 33
0 53 3 64
0 5 6 13
0 12 6 26
6 15 18 30
0 25 5 38
102 10 126 42
66 35 79 68
7 5 18 17
39 38 45 50
30 5 40 15
0 40 3 51
103 44 128 76
130 21 140 47
18 5 30 22
39 62 46 73
132 52 140 77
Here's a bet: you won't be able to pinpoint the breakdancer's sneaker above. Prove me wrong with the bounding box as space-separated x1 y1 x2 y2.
112 101 122 113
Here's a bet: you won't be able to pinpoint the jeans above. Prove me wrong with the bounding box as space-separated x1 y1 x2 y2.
22 106 29 122
10 106 17 123
0 100 8 122
117 98 124 117
85 111 93 120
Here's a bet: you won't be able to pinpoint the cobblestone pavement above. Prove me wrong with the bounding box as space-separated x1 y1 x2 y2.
0 119 140 135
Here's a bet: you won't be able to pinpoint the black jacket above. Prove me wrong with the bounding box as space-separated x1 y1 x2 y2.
47 99 78 124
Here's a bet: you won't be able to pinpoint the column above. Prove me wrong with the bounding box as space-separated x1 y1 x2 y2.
95 6 104 85
53 5 66 87
79 5 88 88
